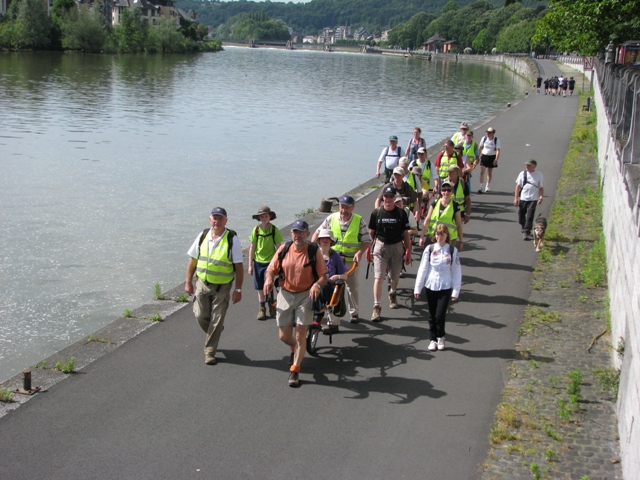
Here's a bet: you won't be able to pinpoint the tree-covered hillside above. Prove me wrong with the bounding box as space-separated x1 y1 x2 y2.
175 0 547 34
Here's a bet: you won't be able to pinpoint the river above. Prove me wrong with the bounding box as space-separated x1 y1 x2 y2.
0 47 529 382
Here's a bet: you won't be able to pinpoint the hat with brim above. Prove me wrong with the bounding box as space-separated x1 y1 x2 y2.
317 228 337 245
252 205 277 221
210 207 227 217
525 159 537 166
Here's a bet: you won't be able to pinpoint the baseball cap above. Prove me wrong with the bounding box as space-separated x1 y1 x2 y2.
526 159 537 166
486 127 496 133
441 180 454 190
416 147 427 154
339 195 355 206
460 122 469 129
389 135 398 141
291 219 309 231
454 143 463 150
382 186 396 197
392 166 405 175
210 207 227 217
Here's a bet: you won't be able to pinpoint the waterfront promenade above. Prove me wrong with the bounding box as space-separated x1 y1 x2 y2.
0 61 620 479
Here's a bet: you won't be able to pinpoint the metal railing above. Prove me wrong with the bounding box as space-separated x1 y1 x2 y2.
595 58 640 165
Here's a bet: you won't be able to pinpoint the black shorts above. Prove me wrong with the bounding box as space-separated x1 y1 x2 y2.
480 154 497 168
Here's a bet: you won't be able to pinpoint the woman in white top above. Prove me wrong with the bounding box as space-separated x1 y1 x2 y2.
413 224 462 351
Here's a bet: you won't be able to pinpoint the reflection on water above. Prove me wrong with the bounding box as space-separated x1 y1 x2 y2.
0 49 528 381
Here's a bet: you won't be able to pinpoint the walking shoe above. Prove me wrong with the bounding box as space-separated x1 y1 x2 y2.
257 306 267 321
428 340 437 351
389 292 398 309
477 188 483 194
205 355 217 365
349 314 360 324
484 184 491 193
524 233 532 241
288 371 300 388
371 305 382 322
437 337 446 350
269 303 277 318
322 325 339 335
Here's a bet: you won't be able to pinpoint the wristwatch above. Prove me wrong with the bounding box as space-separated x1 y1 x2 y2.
234 289 242 293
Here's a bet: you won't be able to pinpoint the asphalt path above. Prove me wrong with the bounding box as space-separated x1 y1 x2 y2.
0 61 578 480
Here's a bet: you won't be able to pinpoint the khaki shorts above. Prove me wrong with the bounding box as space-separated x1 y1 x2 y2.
276 289 313 327
373 240 404 280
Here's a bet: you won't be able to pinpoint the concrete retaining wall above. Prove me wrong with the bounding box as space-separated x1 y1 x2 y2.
592 66 640 479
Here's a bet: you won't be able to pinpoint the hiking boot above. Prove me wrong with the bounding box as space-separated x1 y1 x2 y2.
428 340 437 351
437 337 446 351
257 306 267 321
288 371 300 388
371 305 382 322
389 292 398 309
269 303 277 318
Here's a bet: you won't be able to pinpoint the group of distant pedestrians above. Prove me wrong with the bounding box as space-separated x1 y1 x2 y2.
184 120 544 387
536 75 575 96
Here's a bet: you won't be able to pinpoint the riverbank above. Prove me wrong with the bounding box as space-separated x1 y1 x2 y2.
0 59 592 479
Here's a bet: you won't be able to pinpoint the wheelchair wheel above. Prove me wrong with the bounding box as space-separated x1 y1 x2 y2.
307 328 320 355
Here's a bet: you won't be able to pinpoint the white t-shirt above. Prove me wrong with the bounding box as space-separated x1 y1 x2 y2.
187 228 243 264
515 170 544 201
479 136 501 155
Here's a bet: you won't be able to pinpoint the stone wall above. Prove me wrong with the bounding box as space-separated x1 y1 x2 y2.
455 54 537 81
591 65 640 479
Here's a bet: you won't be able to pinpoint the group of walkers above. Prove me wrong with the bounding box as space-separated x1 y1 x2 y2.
184 121 544 388
536 75 575 96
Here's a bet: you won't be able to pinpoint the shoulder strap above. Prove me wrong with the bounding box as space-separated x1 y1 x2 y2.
305 242 319 282
198 228 209 247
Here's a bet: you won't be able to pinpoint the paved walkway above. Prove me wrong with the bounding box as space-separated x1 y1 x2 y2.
0 61 619 479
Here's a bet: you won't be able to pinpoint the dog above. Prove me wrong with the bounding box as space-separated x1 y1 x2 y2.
533 216 547 252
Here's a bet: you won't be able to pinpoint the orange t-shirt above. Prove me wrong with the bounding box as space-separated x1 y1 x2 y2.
267 243 328 293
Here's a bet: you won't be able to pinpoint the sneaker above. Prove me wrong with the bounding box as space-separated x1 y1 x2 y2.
389 292 398 309
371 305 382 322
428 340 437 351
269 303 277 317
437 337 445 350
288 371 300 388
257 306 267 321
477 188 483 194
322 325 339 335
484 184 491 193
350 314 360 324
524 233 532 241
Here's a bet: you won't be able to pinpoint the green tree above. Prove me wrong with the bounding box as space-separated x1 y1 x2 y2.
52 0 76 21
472 27 491 53
17 0 52 49
62 7 109 52
111 8 149 53
441 1 460 15
495 18 536 52
534 0 640 55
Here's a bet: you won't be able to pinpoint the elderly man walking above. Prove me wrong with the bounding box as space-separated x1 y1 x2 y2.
264 220 328 388
376 135 403 183
369 186 412 322
514 159 544 240
185 207 244 366
312 195 372 324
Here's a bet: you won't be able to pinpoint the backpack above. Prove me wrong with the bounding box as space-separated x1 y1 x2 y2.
479 136 498 150
198 228 237 271
424 243 457 266
435 150 460 168
277 241 320 282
